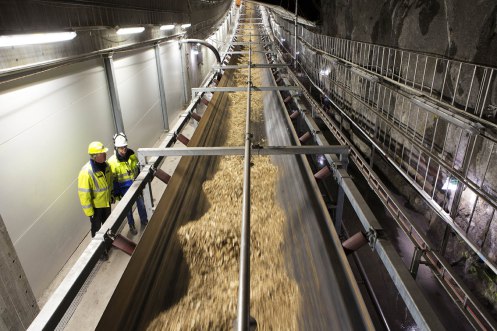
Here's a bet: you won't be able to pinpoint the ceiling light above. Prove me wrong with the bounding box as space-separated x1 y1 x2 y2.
0 32 77 47
160 25 175 31
181 24 192 29
116 27 145 35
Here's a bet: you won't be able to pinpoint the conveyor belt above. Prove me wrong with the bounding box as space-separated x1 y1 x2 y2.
97 3 372 330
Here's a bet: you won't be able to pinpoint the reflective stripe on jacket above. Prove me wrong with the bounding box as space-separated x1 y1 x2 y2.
78 160 113 217
108 153 140 197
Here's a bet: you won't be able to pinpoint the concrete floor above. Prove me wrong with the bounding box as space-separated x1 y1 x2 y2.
37 118 198 330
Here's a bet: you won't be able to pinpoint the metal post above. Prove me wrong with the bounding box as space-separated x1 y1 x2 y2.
409 247 423 278
439 223 451 255
294 0 298 69
335 185 345 233
154 44 170 131
142 182 154 220
103 54 125 133
237 34 252 331
179 43 190 105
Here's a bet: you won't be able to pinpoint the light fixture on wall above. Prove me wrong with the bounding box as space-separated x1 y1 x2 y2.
116 27 145 35
160 25 175 31
0 31 77 47
442 177 458 191
181 23 192 29
319 68 330 76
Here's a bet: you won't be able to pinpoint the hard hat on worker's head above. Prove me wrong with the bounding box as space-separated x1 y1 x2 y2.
88 141 108 155
113 132 128 148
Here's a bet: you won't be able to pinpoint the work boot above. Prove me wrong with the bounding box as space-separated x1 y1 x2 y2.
129 224 138 235
141 219 148 226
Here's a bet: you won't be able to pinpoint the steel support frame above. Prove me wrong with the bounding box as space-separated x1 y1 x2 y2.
296 32 497 273
300 101 445 331
284 59 497 329
137 145 349 158
222 51 276 55
154 44 169 131
237 31 253 331
265 19 446 326
212 63 288 70
103 54 124 134
192 86 299 93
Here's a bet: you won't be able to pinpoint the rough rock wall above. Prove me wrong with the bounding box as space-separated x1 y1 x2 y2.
321 0 497 68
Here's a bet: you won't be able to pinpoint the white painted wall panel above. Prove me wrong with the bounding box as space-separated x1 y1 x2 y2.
114 49 163 149
160 42 187 126
0 59 114 297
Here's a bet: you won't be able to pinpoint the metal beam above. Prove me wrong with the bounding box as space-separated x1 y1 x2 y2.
137 145 349 158
222 51 276 55
103 54 124 134
154 44 169 131
192 86 299 93
233 34 268 37
212 64 288 70
231 42 265 45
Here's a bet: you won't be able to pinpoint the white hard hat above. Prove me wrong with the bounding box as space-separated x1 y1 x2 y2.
113 132 128 147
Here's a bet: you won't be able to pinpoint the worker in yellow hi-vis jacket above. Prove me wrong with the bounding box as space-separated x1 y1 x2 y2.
78 141 113 237
108 132 148 235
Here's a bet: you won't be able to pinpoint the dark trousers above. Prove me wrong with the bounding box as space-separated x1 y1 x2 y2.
90 207 111 237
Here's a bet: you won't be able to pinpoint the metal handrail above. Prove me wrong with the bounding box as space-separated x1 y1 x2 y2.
270 10 497 279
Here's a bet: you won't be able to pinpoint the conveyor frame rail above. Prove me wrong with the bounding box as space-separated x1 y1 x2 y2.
259 6 449 330
262 3 497 328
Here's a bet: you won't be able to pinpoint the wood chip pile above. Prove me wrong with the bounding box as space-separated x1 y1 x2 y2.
148 8 300 330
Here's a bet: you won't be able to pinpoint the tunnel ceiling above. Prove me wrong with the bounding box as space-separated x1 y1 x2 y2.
0 0 231 33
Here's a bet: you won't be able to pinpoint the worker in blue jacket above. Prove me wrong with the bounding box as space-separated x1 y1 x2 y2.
108 133 148 235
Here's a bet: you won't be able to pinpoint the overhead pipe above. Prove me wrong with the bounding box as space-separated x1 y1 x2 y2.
178 39 221 64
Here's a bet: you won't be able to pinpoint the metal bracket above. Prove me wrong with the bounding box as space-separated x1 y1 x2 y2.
366 228 383 250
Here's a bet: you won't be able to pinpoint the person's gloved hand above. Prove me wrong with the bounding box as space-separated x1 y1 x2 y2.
89 215 95 222
110 196 116 204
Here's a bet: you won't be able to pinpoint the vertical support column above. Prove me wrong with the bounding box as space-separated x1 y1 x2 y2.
335 151 349 233
335 185 345 233
370 145 375 168
179 43 190 105
0 214 38 330
409 247 423 278
294 0 298 69
154 44 170 131
137 154 154 219
142 183 154 220
450 135 476 218
439 223 452 255
103 54 125 134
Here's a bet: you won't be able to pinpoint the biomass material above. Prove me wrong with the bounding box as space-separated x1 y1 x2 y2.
147 14 300 330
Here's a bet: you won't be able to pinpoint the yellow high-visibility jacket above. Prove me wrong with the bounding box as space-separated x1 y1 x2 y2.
108 151 139 198
78 160 113 217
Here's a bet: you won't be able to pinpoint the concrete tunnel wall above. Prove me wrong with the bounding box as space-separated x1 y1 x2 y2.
0 39 219 298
